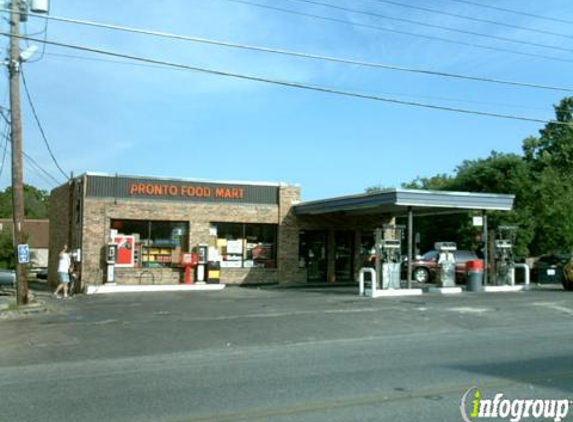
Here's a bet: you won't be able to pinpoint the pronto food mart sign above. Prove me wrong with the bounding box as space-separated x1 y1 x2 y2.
85 175 279 205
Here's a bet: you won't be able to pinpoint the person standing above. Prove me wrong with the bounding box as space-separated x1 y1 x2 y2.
54 245 72 299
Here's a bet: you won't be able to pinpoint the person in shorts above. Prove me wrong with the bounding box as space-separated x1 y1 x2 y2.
54 245 72 299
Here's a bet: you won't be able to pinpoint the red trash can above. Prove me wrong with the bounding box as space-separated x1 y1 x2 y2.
465 260 484 291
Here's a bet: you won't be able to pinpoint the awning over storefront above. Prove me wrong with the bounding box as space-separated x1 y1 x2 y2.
293 189 515 217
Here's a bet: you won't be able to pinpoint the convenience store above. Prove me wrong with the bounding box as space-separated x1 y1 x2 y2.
48 173 514 288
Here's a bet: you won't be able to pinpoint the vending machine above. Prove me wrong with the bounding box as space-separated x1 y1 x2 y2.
196 244 208 283
106 243 118 284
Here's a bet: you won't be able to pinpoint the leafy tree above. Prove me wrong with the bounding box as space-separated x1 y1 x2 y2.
0 184 50 218
523 97 573 174
0 229 15 269
0 184 50 268
522 97 573 255
527 168 573 254
448 152 534 258
393 97 573 258
402 174 454 191
364 185 396 194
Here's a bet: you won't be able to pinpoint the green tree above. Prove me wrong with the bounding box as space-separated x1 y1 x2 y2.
0 229 15 269
448 152 534 258
0 184 50 218
522 97 573 255
523 97 573 174
0 184 50 268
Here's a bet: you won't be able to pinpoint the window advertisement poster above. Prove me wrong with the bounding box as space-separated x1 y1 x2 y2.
113 235 135 267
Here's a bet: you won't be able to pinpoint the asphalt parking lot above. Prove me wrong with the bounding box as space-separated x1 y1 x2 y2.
1 283 572 422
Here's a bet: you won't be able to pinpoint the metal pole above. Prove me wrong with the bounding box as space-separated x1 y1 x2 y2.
407 206 413 289
374 227 382 290
482 211 488 286
9 0 28 305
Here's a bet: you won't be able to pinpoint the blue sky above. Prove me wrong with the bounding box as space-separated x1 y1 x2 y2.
2 0 573 200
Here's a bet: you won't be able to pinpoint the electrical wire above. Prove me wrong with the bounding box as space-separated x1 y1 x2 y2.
36 52 553 111
0 110 9 180
20 12 573 93
5 32 571 127
25 15 48 63
0 111 61 186
282 0 573 53
218 0 573 65
20 68 68 180
34 51 553 112
0 131 61 186
23 151 60 186
438 0 573 26
365 0 573 40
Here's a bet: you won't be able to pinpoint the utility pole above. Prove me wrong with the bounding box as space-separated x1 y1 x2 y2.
9 0 28 305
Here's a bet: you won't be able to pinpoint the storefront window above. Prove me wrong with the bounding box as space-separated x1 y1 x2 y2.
211 223 277 269
110 220 188 268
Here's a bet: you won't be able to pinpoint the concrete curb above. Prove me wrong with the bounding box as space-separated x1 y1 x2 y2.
425 287 464 295
0 300 49 319
85 284 226 295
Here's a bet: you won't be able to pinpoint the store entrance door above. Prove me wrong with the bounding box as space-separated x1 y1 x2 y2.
300 230 328 282
335 231 354 282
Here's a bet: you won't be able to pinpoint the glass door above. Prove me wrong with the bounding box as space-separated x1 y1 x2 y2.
299 231 327 282
335 231 354 282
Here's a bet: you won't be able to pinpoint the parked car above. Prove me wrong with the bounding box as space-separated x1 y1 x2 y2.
36 268 48 280
531 253 569 285
407 249 479 284
0 268 16 287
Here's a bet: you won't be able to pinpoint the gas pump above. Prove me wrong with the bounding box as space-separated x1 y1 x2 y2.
374 224 404 290
435 242 456 287
105 243 118 284
196 244 208 283
494 226 517 285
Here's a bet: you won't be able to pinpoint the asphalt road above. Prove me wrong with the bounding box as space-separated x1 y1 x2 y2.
1 285 573 422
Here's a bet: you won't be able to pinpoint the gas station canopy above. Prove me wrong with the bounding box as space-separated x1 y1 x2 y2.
293 188 515 217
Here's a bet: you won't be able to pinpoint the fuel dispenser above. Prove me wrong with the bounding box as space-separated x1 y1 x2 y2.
105 242 118 284
435 242 456 287
494 226 517 286
374 224 404 290
196 244 208 283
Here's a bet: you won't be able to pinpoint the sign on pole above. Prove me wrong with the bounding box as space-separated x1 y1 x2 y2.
17 244 30 264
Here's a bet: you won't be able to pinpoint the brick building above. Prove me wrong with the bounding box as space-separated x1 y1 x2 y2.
49 173 514 289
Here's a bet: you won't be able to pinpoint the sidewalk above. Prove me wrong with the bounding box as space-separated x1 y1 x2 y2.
0 280 53 319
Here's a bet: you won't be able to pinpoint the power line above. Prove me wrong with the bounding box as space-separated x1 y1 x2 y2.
0 131 61 186
0 110 9 180
282 0 573 54
24 15 49 63
20 68 68 180
366 0 573 40
36 52 554 111
0 106 61 186
219 0 573 65
22 150 60 186
22 12 573 93
5 32 570 127
438 0 573 26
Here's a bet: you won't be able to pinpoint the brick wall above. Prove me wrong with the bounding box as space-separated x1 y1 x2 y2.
277 185 306 284
48 184 70 286
79 192 292 285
